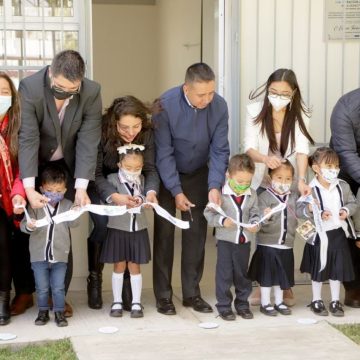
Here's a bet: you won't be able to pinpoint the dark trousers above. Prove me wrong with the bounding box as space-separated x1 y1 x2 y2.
215 240 251 312
0 207 35 294
87 182 106 272
339 172 360 290
153 166 209 300
11 226 35 295
0 208 12 292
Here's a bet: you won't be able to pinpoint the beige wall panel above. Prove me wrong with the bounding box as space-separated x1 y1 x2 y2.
92 3 158 108
156 0 201 93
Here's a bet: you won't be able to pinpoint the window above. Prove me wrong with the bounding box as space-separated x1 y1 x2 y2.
0 0 83 87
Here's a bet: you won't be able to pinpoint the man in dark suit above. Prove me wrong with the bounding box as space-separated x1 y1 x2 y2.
15 50 102 316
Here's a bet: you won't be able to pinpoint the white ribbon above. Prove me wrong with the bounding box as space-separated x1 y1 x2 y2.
298 194 328 272
15 204 50 227
17 203 189 230
206 202 286 228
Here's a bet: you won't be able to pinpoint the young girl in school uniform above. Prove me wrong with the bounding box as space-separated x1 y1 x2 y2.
299 147 357 317
248 160 298 316
100 144 151 318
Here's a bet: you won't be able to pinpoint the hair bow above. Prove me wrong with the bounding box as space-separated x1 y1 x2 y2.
117 144 145 155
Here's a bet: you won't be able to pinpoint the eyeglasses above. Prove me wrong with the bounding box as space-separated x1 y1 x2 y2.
268 91 294 100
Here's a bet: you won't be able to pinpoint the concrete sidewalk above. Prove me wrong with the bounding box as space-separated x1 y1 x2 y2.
1 284 360 359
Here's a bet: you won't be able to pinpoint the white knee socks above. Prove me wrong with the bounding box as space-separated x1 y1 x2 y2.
312 281 322 302
260 287 271 307
112 272 124 310
130 273 142 310
274 285 283 306
329 280 340 302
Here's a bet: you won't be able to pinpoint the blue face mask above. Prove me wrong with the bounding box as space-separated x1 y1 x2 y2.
43 191 64 206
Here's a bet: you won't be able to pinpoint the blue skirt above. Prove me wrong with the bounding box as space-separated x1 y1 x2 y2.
100 228 151 264
248 245 294 289
300 228 354 282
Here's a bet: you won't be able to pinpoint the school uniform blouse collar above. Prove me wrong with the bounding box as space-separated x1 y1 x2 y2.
310 177 339 191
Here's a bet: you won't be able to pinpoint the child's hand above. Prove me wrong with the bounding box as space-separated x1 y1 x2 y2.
134 196 143 206
339 209 348 220
27 218 37 230
223 218 235 228
355 240 360 249
247 224 259 233
264 207 272 218
307 203 313 213
321 210 332 221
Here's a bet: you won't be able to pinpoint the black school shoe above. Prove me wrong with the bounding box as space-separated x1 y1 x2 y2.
260 304 277 316
329 301 344 317
110 302 123 317
130 303 144 318
274 302 292 315
236 308 254 319
54 311 68 327
308 300 329 316
218 309 236 321
35 310 50 325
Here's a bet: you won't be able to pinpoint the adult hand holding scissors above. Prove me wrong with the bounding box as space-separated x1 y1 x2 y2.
175 193 195 213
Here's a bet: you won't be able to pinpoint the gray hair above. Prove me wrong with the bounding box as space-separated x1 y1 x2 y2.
51 50 85 82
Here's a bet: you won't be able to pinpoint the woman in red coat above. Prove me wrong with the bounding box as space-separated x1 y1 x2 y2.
0 72 28 325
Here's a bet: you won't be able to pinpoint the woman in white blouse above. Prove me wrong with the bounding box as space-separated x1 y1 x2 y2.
244 68 314 195
244 69 314 306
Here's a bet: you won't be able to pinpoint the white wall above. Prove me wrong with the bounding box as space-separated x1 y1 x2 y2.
239 0 360 150
236 0 360 281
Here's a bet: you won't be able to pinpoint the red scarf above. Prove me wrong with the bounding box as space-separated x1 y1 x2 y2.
0 114 14 217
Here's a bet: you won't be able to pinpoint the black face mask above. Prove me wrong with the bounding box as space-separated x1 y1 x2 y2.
50 86 75 100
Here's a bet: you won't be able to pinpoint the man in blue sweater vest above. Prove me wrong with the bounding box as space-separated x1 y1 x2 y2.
152 63 230 315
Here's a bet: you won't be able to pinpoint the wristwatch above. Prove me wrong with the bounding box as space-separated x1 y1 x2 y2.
299 176 307 183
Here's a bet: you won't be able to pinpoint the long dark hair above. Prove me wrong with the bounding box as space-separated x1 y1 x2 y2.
249 68 314 156
0 72 20 160
102 96 152 157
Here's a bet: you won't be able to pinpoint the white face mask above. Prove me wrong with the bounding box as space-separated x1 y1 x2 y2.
271 180 291 194
0 95 12 116
320 168 339 183
268 95 291 112
120 168 142 183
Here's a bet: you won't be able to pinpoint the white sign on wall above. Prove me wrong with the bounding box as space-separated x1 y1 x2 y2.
325 0 360 40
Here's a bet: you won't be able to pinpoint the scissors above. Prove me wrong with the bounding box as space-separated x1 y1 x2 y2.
188 207 194 222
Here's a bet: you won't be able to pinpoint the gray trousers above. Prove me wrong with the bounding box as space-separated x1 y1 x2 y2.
215 240 252 312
